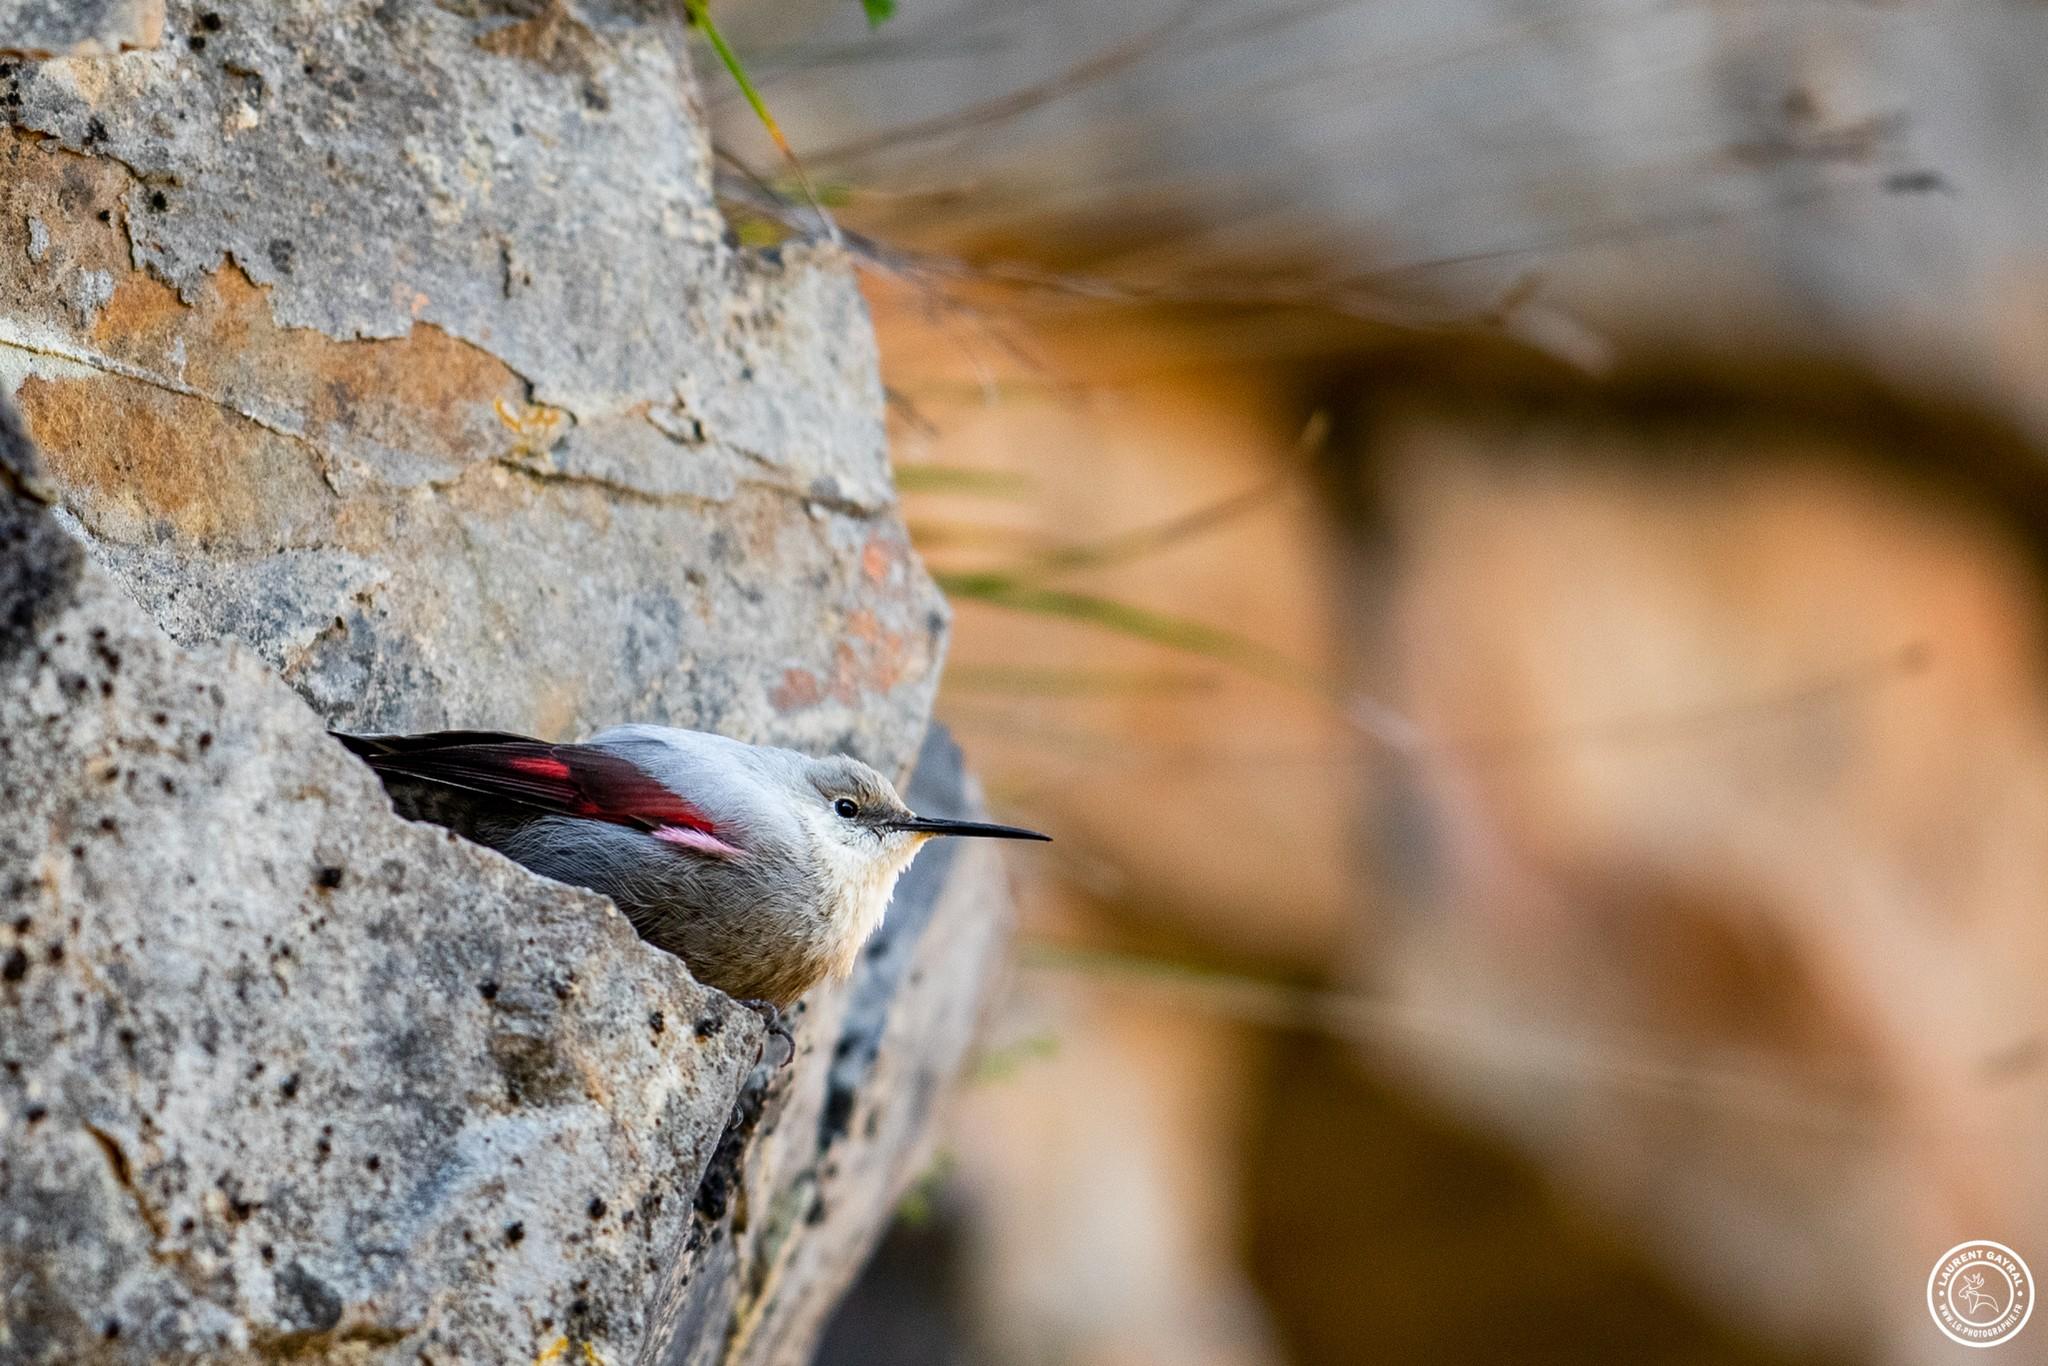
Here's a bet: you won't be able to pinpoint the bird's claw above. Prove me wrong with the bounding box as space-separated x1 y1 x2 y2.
737 998 795 1070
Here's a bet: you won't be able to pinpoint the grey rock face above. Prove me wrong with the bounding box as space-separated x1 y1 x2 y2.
0 409 767 1362
0 0 162 58
0 438 1008 1361
0 2 1011 1361
0 0 941 766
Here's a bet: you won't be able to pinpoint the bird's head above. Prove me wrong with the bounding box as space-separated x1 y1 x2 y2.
788 753 1048 927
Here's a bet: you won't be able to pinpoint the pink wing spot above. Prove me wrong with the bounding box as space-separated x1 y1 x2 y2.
507 755 573 780
653 825 744 859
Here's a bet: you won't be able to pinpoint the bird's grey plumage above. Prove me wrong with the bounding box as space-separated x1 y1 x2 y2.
337 724 1048 1005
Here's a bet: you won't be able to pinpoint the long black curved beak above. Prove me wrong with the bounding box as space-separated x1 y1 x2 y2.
888 815 1051 842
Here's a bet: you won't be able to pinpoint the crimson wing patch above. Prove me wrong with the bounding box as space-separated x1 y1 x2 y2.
336 731 726 842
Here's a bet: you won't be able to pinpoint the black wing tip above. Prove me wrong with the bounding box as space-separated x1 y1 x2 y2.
330 728 542 757
329 729 386 757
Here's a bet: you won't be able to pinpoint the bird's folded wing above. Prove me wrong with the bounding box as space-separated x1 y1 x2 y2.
333 731 724 838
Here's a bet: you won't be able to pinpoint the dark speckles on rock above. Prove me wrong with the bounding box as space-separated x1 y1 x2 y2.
2 947 27 982
478 980 499 1002
313 865 344 890
277 1262 344 1334
586 1197 606 1220
0 0 976 1341
504 1221 525 1245
819 1085 856 1149
491 1030 576 1106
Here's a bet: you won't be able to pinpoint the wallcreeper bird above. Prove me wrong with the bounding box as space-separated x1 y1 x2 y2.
336 727 1047 1013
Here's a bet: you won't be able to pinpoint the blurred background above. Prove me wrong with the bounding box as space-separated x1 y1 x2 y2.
706 2 2048 1362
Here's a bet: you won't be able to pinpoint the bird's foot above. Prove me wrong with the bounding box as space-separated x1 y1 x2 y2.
737 998 795 1070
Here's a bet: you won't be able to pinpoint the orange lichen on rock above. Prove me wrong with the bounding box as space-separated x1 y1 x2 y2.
89 265 538 481
3 128 544 495
771 668 825 713
861 534 898 585
834 608 910 700
14 370 334 547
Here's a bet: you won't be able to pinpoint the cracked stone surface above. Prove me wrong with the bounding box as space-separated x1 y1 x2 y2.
0 0 938 765
0 3 1014 1361
0 400 766 1362
0 421 1009 1361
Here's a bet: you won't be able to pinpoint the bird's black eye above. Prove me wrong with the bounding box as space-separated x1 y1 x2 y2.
833 797 859 819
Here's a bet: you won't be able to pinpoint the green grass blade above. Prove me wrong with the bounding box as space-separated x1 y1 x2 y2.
894 465 1037 497
933 572 1326 694
683 1 837 240
944 663 1218 696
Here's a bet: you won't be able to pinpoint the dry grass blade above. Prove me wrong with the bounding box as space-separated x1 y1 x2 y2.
1020 943 1919 1135
1008 411 1329 580
806 2 1206 168
710 168 1481 331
